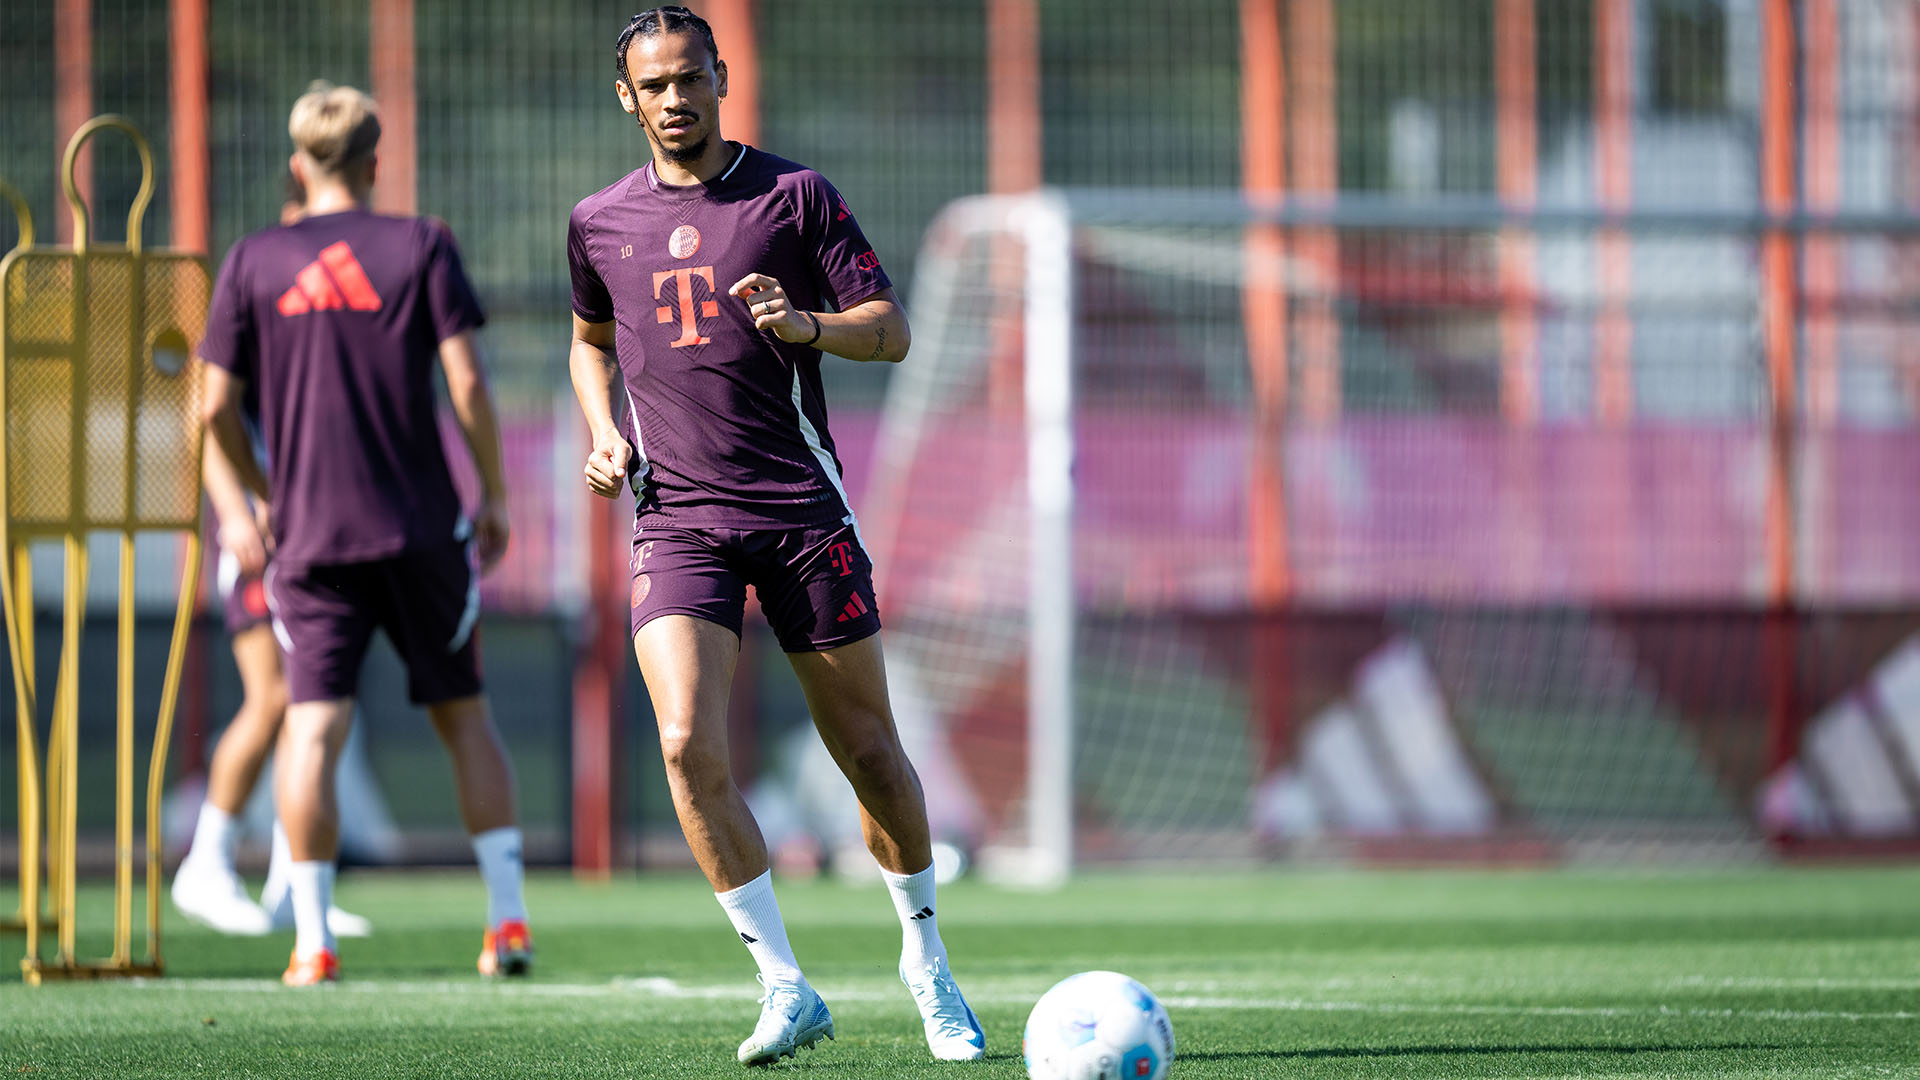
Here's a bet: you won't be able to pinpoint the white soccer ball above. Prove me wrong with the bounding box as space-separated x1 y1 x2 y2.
1023 970 1175 1080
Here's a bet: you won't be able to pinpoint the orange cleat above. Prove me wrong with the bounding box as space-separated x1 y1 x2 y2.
282 948 339 987
478 918 533 977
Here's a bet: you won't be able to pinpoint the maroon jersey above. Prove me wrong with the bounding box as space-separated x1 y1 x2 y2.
199 210 486 567
567 145 891 528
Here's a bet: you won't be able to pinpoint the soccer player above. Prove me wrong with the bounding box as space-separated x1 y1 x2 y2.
199 82 530 986
172 175 376 941
566 8 983 1065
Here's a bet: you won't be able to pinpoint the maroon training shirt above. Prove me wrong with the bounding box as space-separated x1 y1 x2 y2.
199 209 486 567
567 144 891 529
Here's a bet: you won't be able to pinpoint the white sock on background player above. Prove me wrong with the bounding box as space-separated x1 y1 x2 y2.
171 803 272 936
717 870 807 989
260 820 293 912
260 821 373 938
185 804 242 874
287 861 336 958
471 826 528 926
881 862 948 971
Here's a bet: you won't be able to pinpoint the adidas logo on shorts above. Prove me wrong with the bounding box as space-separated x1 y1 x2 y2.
835 592 871 624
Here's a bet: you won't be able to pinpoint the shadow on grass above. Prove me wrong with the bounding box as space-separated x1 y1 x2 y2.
1181 1042 1788 1063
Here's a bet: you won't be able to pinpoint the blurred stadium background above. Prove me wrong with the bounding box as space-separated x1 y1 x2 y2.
5 0 1920 887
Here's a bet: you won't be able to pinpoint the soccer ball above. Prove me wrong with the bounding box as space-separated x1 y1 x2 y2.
1023 970 1175 1080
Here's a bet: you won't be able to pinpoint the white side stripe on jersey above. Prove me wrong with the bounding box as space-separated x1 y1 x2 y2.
625 388 654 498
446 534 481 654
263 563 296 654
216 548 240 602
790 367 863 546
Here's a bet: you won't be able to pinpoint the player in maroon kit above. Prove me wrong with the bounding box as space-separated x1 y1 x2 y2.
566 8 983 1066
172 173 378 943
200 82 529 986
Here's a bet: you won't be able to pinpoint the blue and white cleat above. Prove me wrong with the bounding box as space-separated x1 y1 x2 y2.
901 957 986 1061
737 978 835 1067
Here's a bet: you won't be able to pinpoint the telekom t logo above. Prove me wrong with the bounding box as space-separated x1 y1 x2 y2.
828 541 856 577
654 265 718 347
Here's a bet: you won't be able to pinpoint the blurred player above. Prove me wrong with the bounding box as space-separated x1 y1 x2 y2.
199 82 529 986
172 174 376 941
566 8 982 1065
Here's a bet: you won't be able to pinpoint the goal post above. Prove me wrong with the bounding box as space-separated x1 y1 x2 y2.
867 188 1920 883
1021 195 1075 889
868 193 1077 886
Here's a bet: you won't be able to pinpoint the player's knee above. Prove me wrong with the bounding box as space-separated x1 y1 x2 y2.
282 702 351 752
658 728 729 788
840 734 910 790
426 693 488 730
245 680 290 726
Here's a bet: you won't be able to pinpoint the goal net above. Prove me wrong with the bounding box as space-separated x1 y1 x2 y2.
864 190 1920 884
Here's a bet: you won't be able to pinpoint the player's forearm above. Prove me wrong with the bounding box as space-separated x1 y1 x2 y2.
438 331 507 502
569 338 624 438
205 404 270 501
448 375 508 503
201 430 259 528
810 299 909 364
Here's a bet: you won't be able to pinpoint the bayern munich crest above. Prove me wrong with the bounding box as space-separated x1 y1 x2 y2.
668 225 701 259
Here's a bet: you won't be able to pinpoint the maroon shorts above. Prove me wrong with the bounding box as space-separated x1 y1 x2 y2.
266 540 484 705
629 520 881 653
216 549 273 636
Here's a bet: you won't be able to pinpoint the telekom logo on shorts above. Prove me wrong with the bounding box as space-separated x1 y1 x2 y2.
829 541 856 577
654 265 719 347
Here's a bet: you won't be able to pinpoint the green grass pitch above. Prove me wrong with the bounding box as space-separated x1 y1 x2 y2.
2 866 1916 1078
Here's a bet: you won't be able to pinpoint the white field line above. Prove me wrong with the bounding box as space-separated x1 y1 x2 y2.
1665 975 1920 991
123 977 1920 1022
1152 997 1920 1023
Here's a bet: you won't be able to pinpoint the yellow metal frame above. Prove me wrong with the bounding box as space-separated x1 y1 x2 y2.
0 179 47 945
2 117 208 983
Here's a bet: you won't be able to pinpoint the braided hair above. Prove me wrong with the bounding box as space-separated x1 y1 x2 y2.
616 7 720 92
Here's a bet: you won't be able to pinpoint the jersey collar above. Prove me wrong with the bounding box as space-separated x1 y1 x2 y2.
644 142 749 200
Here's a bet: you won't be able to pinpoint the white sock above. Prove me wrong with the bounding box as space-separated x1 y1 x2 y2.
470 826 528 927
186 803 240 875
881 862 948 971
260 820 292 914
287 860 335 958
715 870 807 989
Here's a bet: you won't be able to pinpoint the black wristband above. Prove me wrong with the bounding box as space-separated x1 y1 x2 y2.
800 310 822 347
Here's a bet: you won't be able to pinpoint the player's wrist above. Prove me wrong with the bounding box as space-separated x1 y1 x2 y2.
799 310 821 347
211 499 252 529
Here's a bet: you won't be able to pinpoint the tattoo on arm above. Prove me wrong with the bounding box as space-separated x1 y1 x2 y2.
868 326 887 361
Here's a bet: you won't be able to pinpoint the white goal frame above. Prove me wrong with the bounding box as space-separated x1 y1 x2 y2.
866 189 1920 885
866 192 1078 887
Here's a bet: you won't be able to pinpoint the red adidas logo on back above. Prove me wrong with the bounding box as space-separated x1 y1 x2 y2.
277 241 384 315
